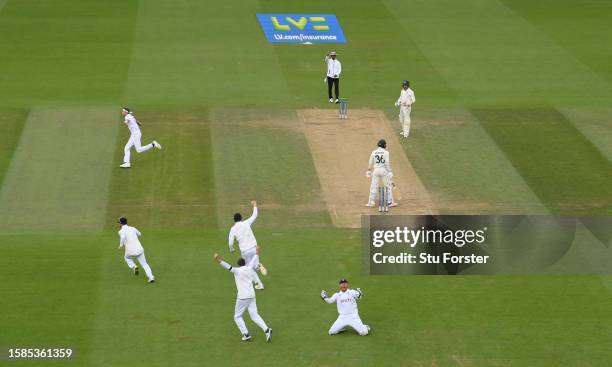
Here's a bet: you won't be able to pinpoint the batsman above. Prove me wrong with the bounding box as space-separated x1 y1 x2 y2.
366 139 395 208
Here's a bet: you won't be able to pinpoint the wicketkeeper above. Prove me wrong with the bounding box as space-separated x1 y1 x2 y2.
395 80 416 138
321 279 370 336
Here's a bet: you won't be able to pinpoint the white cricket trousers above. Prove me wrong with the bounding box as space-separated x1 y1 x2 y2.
124 252 155 280
241 247 263 286
329 314 369 336
234 298 269 335
368 167 391 204
123 132 153 164
399 106 412 136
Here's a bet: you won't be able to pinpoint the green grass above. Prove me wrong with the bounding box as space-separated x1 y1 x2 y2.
1 0 612 366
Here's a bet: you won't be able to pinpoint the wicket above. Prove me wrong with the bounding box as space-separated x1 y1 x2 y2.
339 98 348 119
378 183 389 213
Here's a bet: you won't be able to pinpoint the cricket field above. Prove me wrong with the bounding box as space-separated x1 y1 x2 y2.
1 0 611 366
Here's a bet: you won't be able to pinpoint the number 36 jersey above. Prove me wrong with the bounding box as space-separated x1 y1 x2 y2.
369 147 391 171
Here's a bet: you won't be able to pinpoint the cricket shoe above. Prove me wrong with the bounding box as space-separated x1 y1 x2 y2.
365 202 375 207
120 162 131 168
133 266 139 276
365 325 371 335
254 282 265 290
329 98 333 103
335 99 339 104
265 328 272 342
389 202 398 208
152 141 162 150
242 334 252 342
257 263 268 276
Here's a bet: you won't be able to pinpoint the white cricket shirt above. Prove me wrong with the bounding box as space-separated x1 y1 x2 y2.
326 289 362 316
397 88 416 107
369 148 391 171
118 225 144 256
220 258 258 299
124 113 141 135
228 207 258 252
326 58 342 78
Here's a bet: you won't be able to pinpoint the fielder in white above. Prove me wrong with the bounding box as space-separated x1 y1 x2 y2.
321 279 370 336
228 200 267 289
395 80 416 138
214 247 272 342
117 217 155 283
120 107 162 168
366 139 397 207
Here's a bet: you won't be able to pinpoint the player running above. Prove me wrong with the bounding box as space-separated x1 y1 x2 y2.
321 279 370 336
229 200 267 289
120 107 162 168
395 80 416 138
366 139 396 207
117 217 155 283
214 247 272 342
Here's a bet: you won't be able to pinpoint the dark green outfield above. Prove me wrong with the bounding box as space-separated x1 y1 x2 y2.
0 0 611 366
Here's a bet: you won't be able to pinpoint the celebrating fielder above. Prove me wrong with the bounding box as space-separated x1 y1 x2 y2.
395 80 416 138
117 217 155 283
120 107 162 168
366 139 396 208
229 200 267 289
214 247 272 342
321 279 370 336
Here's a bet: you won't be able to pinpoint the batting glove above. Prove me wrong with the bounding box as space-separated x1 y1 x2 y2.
320 290 328 300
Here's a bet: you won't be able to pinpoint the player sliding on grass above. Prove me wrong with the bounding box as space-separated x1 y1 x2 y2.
120 107 162 168
117 217 155 283
214 247 272 342
229 200 267 289
321 279 370 336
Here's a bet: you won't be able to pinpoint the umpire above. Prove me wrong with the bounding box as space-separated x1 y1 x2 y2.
325 51 342 103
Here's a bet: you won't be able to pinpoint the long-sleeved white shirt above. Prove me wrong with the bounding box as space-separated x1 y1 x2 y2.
396 88 416 108
219 255 259 299
324 288 363 316
369 147 391 172
118 225 144 256
124 113 141 135
228 207 258 253
325 56 342 78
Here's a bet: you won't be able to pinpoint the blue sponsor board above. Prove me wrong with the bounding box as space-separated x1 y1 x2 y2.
256 14 346 43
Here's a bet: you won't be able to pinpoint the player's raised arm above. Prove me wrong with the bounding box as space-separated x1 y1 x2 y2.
214 253 236 273
321 290 337 304
228 228 236 253
244 200 258 226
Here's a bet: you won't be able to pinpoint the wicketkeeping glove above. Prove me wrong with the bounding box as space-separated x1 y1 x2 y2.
320 290 328 300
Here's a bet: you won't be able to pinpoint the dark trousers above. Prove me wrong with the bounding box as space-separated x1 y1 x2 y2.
327 77 340 99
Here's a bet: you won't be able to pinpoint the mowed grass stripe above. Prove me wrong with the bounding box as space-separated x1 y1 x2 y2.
383 0 612 107
395 108 546 213
0 0 139 108
0 233 108 365
0 109 27 188
210 108 330 229
105 111 216 229
473 108 612 215
0 108 118 231
122 0 290 109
